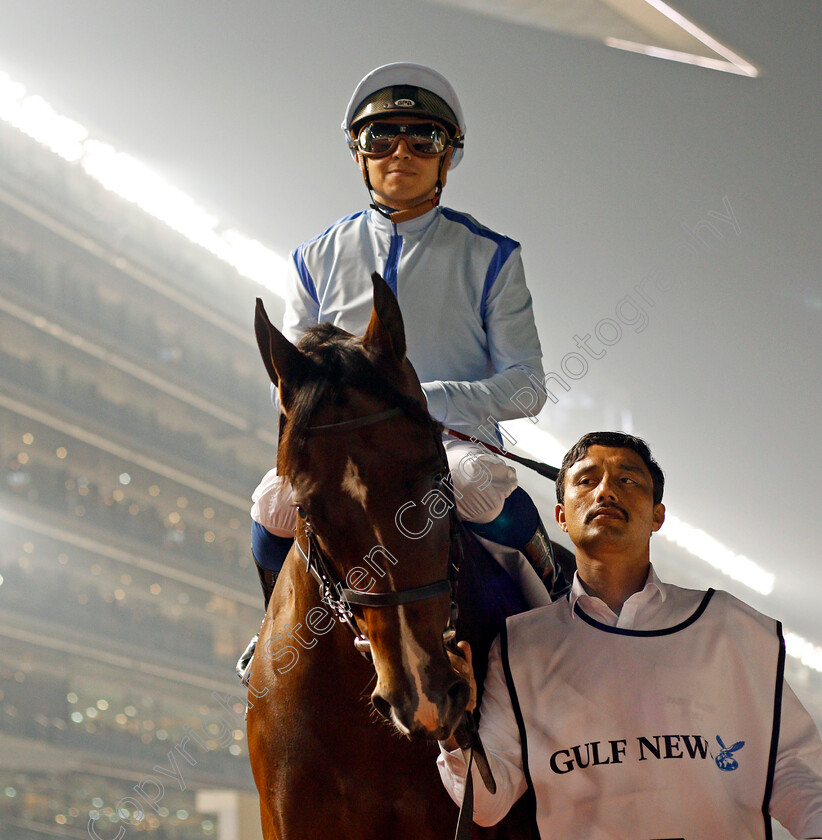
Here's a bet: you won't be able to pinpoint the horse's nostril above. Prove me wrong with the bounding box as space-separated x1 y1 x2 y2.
372 693 392 721
446 678 470 712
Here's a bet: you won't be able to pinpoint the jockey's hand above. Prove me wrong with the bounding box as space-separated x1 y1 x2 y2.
447 640 476 713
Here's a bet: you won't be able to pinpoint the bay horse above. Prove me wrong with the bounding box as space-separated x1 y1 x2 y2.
246 274 535 839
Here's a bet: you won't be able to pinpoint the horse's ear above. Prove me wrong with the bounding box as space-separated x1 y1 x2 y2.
255 297 309 410
363 272 406 364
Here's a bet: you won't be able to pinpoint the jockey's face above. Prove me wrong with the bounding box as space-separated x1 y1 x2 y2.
556 446 665 561
357 117 450 211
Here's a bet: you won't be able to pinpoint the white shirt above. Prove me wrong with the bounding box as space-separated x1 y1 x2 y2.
438 565 822 838
569 563 707 630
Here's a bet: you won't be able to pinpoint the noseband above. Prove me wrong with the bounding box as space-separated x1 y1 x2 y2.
290 404 461 660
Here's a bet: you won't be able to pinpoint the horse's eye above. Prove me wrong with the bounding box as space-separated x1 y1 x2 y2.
296 504 307 519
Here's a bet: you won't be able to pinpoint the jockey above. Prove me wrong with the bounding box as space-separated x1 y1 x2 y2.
240 63 569 673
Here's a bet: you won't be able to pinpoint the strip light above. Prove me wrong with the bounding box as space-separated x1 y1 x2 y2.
785 633 822 674
605 0 758 77
502 419 568 468
0 69 287 298
604 39 757 76
660 514 774 595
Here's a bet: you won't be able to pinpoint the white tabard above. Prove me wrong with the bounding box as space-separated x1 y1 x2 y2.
501 589 784 840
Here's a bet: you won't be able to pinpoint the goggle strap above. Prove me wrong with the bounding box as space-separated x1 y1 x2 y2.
359 154 373 192
357 140 453 225
385 200 438 224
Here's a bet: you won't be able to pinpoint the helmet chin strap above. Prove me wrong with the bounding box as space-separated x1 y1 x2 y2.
360 147 453 225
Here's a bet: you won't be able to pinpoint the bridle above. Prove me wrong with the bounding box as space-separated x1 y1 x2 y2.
287 398 495 840
288 404 462 661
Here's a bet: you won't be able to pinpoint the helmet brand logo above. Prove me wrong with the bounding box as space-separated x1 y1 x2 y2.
394 98 416 108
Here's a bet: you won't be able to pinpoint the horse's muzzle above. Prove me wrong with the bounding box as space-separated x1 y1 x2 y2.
371 675 469 741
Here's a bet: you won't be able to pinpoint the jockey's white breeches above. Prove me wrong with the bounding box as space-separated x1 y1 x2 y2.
250 439 518 536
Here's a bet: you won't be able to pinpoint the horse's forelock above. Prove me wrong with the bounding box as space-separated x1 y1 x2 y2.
278 322 439 476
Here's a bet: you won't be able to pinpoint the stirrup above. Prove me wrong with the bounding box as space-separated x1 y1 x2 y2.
521 519 571 601
236 634 258 686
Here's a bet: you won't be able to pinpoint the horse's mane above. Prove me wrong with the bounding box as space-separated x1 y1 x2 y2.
278 322 441 476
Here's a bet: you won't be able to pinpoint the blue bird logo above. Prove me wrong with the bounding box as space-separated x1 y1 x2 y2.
715 735 745 771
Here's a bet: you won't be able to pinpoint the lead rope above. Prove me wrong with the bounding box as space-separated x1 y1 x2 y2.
456 747 476 840
448 646 497 839
437 429 497 839
452 707 496 839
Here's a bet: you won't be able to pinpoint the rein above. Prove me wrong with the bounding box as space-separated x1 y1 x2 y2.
304 406 403 435
445 426 559 481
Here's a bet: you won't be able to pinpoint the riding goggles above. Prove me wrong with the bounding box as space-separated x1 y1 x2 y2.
352 121 453 158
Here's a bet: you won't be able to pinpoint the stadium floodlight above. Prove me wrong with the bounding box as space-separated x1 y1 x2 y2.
0 68 287 298
660 514 774 595
785 633 822 674
0 74 88 162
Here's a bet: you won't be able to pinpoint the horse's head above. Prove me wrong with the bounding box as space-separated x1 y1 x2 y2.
255 274 469 740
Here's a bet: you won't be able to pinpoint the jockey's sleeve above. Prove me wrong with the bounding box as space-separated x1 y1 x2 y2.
436 635 528 826
421 359 545 434
422 250 547 433
269 249 319 423
282 247 321 343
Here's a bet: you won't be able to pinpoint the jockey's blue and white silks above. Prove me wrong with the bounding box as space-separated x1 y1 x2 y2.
437 567 822 839
282 205 546 445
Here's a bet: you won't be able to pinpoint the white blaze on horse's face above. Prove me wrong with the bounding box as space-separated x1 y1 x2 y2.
393 606 442 734
341 457 368 509
369 590 467 740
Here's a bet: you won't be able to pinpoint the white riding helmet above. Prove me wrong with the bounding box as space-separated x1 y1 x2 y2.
342 62 466 169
